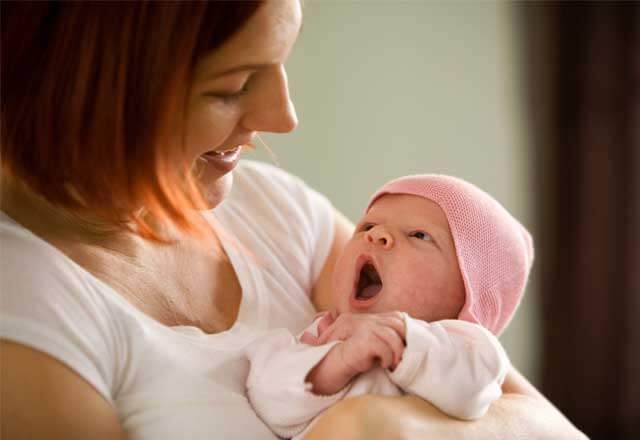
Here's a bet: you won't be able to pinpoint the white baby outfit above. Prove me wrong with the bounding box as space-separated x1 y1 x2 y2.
0 161 334 440
247 313 510 439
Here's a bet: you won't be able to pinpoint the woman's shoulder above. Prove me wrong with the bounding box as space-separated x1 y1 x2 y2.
230 160 332 217
232 159 308 198
0 211 124 402
0 211 78 284
0 210 120 326
234 158 298 181
222 160 333 239
216 160 335 309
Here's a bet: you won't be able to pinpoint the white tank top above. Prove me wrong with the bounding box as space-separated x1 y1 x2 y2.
0 160 335 440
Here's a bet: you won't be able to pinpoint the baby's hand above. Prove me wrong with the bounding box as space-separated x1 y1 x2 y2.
300 311 336 345
305 312 406 395
328 312 406 373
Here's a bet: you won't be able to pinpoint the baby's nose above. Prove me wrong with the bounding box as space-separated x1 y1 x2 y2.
365 225 394 249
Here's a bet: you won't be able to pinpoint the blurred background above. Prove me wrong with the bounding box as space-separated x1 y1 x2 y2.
248 1 639 438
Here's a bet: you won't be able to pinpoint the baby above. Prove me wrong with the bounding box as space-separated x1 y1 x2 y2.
245 174 534 439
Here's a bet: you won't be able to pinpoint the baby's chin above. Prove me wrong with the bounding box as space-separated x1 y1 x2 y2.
338 299 383 316
335 301 367 316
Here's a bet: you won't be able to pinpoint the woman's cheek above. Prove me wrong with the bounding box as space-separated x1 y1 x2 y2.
187 102 238 152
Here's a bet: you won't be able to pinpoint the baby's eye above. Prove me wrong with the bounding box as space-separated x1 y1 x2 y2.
360 223 375 232
409 231 433 241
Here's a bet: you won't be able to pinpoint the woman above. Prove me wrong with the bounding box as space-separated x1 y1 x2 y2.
0 1 585 439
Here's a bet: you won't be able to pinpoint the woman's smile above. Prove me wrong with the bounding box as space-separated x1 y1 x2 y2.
200 145 244 173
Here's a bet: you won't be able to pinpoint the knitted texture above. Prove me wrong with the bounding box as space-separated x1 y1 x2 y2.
366 175 534 335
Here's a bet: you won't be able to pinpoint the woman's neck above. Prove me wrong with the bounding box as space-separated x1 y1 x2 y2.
0 176 145 254
1 175 237 331
1 176 222 257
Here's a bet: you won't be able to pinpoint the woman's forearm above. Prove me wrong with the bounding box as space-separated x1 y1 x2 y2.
393 393 587 440
304 370 588 440
305 394 586 440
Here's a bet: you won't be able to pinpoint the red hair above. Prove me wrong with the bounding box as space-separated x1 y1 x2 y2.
1 1 262 241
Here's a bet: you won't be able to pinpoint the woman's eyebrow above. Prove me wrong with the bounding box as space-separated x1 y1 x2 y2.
207 63 274 79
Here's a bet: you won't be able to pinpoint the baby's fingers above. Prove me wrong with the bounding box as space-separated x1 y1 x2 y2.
316 316 354 345
379 312 407 341
315 324 343 345
370 333 395 370
300 331 319 345
373 327 405 369
316 311 336 336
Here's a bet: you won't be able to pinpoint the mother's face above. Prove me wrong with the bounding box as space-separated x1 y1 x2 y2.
185 0 302 206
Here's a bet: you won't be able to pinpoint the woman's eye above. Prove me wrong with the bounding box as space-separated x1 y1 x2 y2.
410 231 433 241
207 83 249 103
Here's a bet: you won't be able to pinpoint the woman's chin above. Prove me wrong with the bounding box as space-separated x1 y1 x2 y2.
199 172 233 209
190 149 243 209
191 158 234 210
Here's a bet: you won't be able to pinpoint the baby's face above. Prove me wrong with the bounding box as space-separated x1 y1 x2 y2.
333 194 465 322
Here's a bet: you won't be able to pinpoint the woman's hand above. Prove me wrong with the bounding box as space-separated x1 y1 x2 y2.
304 370 589 440
303 394 458 440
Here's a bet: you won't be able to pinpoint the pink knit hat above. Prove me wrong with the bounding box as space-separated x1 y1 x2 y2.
366 175 534 335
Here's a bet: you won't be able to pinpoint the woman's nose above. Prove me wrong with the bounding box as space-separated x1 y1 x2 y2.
242 65 298 134
365 226 394 249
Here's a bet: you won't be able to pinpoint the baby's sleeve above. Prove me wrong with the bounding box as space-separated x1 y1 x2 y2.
388 314 510 420
245 321 349 439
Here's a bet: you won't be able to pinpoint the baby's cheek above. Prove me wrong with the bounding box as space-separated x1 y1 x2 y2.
396 262 450 320
403 285 436 316
332 253 348 285
331 251 353 299
399 259 438 291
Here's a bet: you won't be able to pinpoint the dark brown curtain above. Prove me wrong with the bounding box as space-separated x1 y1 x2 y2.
521 2 639 439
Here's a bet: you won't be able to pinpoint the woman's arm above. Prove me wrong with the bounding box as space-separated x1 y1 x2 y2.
1 340 127 440
304 367 587 440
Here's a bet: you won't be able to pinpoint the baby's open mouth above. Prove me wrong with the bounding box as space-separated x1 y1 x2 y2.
355 262 383 300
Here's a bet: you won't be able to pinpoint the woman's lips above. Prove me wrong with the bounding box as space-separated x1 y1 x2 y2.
201 145 243 173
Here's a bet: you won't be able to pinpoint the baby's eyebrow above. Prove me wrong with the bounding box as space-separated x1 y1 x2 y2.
427 223 449 238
